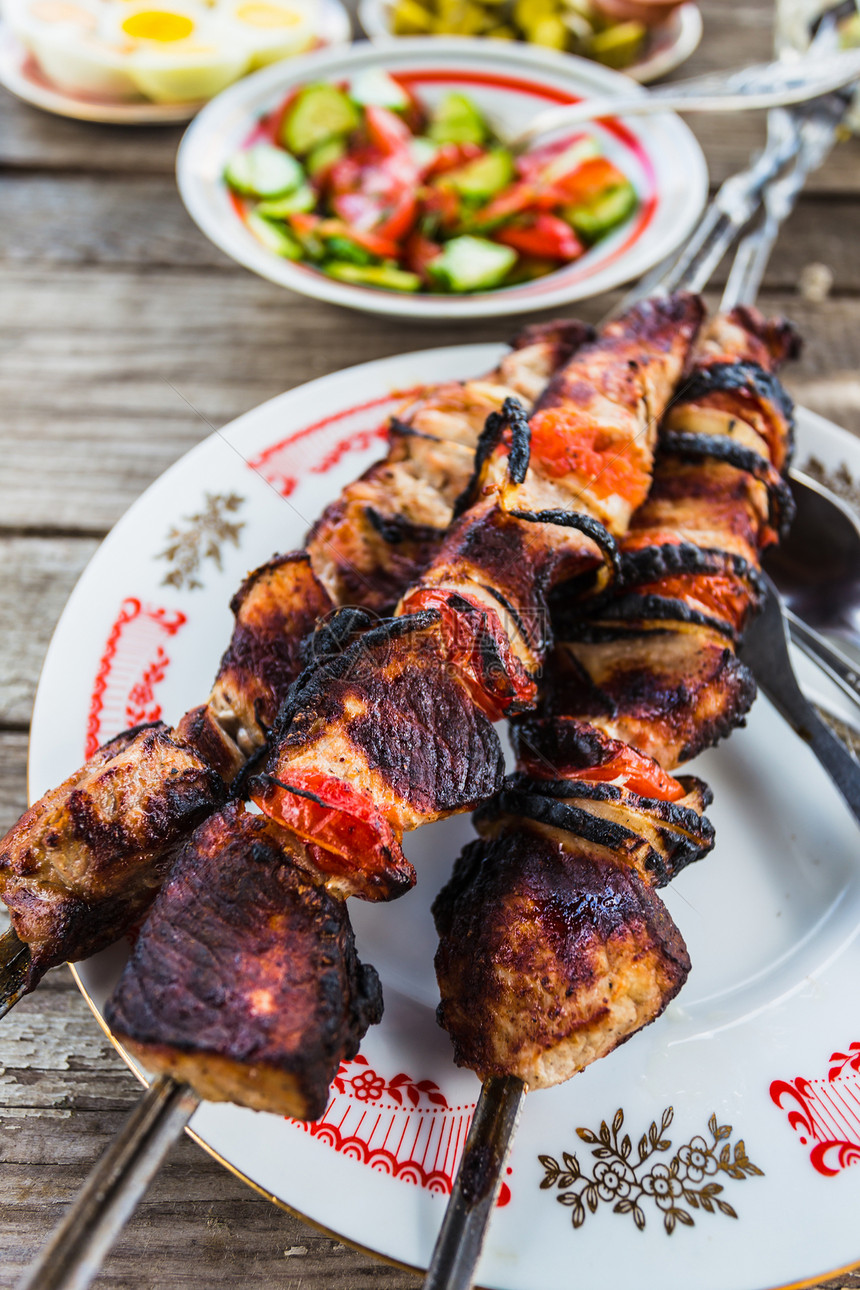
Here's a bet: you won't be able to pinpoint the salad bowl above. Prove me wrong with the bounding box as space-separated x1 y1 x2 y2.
177 37 708 319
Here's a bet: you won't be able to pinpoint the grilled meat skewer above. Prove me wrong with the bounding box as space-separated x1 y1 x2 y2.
87 294 703 1118
433 304 798 1090
0 322 583 998
253 295 704 900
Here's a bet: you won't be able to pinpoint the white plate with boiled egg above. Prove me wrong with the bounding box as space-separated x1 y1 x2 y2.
0 0 350 123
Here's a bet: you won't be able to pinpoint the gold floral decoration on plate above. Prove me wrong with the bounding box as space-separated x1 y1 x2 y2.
539 1107 763 1234
158 492 246 591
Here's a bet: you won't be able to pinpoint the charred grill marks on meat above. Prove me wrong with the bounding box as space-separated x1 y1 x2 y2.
433 304 799 1091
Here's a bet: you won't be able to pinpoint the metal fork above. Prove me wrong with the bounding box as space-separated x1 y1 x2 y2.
740 572 860 828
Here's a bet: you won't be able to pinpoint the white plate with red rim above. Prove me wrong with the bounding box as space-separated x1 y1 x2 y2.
0 1 351 126
28 341 860 1289
358 1 704 86
176 37 708 319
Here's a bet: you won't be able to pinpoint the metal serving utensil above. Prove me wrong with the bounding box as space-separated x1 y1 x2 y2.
508 47 860 149
767 472 860 646
739 572 860 829
422 58 860 1290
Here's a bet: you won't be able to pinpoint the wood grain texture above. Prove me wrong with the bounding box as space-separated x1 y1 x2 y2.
2 0 860 1284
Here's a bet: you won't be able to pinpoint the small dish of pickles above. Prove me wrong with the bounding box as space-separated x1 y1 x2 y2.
359 0 703 82
178 37 707 317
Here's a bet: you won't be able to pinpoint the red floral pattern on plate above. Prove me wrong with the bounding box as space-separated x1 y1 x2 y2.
291 1056 512 1203
86 598 186 755
771 1040 860 1175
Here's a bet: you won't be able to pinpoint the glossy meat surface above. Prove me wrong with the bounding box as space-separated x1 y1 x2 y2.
105 804 382 1120
433 824 690 1088
0 724 223 984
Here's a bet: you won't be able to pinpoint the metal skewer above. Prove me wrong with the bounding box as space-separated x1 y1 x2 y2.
16 1075 200 1290
0 926 33 1020
421 54 857 1290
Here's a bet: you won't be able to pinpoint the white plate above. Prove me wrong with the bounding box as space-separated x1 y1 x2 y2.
358 1 704 85
176 38 707 319
28 346 860 1289
0 1 351 125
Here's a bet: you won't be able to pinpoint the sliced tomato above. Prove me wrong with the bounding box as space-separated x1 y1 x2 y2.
375 190 419 243
365 104 413 158
251 769 413 901
565 746 684 802
399 587 536 719
404 230 443 282
529 407 650 508
495 213 584 262
515 133 591 181
471 179 539 227
556 156 629 204
422 183 462 232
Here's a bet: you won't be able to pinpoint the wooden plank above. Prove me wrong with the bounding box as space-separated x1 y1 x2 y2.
0 538 99 727
4 171 860 279
1 267 858 534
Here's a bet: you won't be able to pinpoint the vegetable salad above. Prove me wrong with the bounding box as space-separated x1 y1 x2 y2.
225 71 639 293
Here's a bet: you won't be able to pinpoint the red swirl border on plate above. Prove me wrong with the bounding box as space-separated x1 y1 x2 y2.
248 390 417 496
291 1055 512 1204
86 598 187 755
770 1040 860 1176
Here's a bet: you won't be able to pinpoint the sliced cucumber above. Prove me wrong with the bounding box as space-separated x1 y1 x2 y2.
349 68 410 111
427 235 516 291
564 180 637 243
281 84 360 156
255 185 317 219
224 143 304 199
324 262 422 292
428 91 488 145
246 210 303 259
306 137 346 177
440 148 514 201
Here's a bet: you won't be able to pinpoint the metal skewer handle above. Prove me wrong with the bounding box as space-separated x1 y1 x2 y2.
0 927 33 1020
16 1074 199 1290
424 1077 525 1290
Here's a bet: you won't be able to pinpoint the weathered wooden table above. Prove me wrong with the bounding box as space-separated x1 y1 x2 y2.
2 2 860 1285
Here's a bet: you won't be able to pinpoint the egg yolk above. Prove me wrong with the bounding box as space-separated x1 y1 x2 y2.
121 9 194 39
235 2 301 26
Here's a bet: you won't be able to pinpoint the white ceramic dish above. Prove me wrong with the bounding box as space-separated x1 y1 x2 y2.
358 0 704 85
0 0 350 125
28 342 860 1288
176 38 708 319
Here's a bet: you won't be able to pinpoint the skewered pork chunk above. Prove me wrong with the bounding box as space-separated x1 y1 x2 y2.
1 324 578 985
433 817 692 1088
0 724 224 988
433 305 799 1090
105 802 382 1121
306 321 593 613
